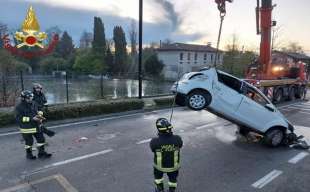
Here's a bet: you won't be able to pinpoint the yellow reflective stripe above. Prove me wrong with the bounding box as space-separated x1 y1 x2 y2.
156 151 162 168
158 127 167 131
168 182 177 188
25 145 32 149
20 128 37 134
22 117 30 123
37 143 45 147
154 178 164 184
154 165 180 173
174 150 180 166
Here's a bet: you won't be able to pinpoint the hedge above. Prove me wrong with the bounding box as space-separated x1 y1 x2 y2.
0 99 144 127
153 97 175 107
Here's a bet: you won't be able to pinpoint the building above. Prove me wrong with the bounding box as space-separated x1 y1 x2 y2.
273 51 310 66
79 32 93 48
157 43 223 80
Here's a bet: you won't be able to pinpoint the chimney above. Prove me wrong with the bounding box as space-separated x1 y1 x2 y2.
207 42 212 47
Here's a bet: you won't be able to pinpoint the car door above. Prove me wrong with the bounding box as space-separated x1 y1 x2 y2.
212 72 243 119
236 85 278 131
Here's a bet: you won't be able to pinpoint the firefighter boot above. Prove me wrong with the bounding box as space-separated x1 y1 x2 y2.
169 188 176 192
38 146 52 159
155 184 164 192
26 148 36 160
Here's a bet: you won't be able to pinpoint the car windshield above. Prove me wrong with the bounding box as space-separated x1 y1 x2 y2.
180 73 192 81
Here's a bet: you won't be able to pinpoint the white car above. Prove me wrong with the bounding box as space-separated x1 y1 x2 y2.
172 67 294 147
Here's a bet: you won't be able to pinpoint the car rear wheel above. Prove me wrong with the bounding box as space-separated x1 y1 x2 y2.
273 89 283 104
264 129 285 147
288 87 295 101
186 90 211 111
296 87 305 99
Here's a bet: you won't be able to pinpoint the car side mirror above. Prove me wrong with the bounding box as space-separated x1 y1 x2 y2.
265 103 276 112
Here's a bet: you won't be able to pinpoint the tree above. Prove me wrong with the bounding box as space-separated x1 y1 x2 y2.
92 17 106 55
113 26 128 74
222 34 256 77
92 17 107 74
281 42 304 54
128 20 138 74
0 49 29 106
38 56 66 73
271 26 284 51
144 54 164 77
222 34 239 74
45 26 62 44
55 31 75 59
105 45 114 73
73 50 106 74
0 22 8 48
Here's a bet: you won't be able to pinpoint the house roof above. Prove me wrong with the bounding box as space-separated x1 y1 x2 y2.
273 51 310 60
157 43 221 53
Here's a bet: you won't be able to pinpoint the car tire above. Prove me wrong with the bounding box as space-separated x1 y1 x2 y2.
296 87 305 99
273 89 283 104
264 128 285 147
186 90 211 111
288 87 295 101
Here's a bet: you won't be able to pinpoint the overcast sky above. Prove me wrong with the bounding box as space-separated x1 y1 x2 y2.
1 0 309 54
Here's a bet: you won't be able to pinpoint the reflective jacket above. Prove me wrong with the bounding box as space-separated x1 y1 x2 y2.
150 133 183 172
15 101 38 134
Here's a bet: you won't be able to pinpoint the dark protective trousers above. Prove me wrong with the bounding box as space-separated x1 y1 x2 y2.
154 168 179 191
22 132 46 149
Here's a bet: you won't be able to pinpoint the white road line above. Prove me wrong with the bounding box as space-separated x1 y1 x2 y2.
281 108 310 115
286 106 310 111
136 138 152 144
196 122 223 130
291 103 310 108
252 170 283 189
0 108 178 137
278 103 303 109
288 152 309 164
28 149 113 175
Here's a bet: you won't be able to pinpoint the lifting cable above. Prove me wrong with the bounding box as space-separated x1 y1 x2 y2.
169 0 232 123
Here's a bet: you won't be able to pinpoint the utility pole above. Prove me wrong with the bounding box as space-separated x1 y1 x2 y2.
138 0 143 99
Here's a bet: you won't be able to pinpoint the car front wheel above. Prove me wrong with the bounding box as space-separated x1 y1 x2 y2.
186 90 211 111
264 129 285 147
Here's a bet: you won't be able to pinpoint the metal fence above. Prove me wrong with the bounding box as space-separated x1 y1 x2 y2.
0 71 174 108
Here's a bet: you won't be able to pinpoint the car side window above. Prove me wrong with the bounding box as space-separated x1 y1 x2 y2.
217 72 242 93
244 86 268 106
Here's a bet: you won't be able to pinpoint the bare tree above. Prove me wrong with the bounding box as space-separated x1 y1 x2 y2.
128 19 138 74
281 42 304 54
271 26 285 51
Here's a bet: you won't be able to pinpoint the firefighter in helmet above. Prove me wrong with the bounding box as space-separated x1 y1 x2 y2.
32 83 47 111
150 118 183 192
15 90 52 160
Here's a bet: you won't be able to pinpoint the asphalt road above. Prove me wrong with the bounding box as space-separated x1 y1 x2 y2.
0 100 309 192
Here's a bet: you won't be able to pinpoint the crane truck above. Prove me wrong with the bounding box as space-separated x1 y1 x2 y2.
245 0 309 103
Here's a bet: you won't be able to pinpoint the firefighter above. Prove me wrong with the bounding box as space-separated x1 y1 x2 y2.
32 83 47 111
15 90 52 160
150 118 183 192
